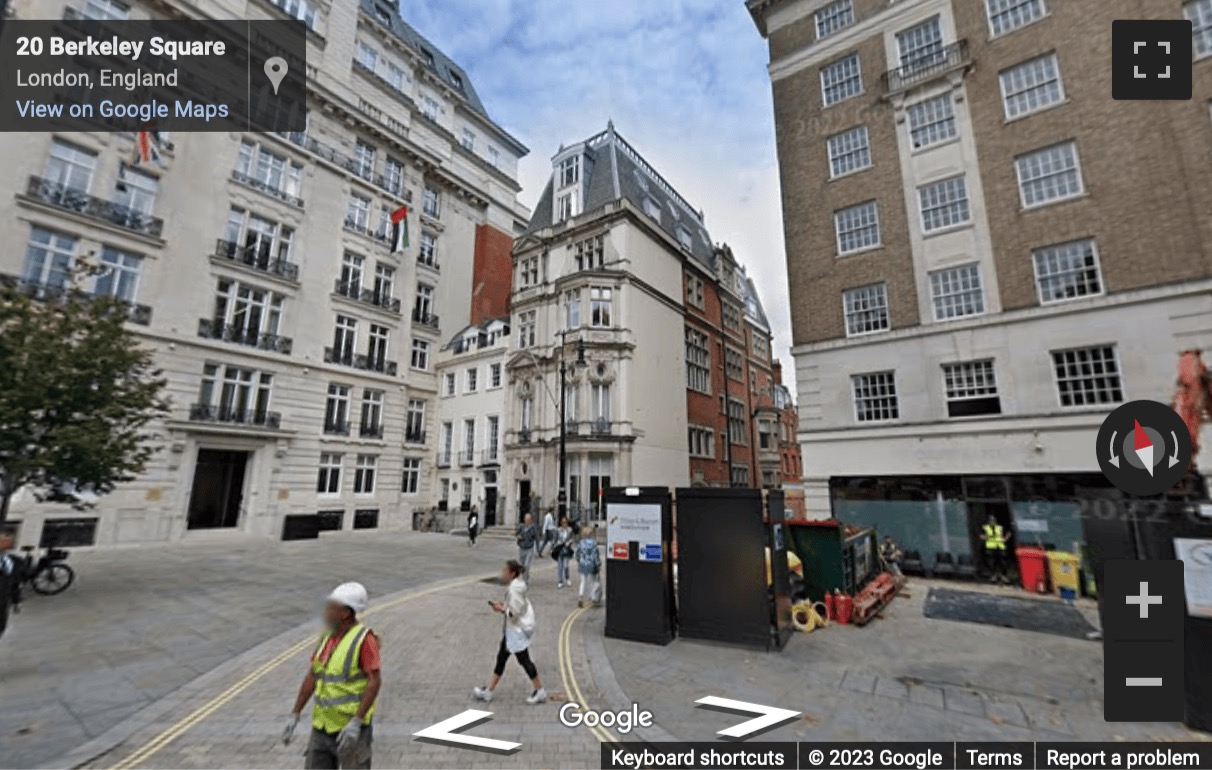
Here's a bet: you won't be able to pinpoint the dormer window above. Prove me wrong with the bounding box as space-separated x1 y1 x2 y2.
677 226 693 251
558 155 580 188
449 72 464 91
556 190 577 222
421 48 435 68
642 196 661 223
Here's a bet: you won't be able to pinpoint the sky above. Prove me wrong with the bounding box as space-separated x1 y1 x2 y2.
397 0 796 392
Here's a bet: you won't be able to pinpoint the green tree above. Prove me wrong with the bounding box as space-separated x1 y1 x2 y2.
0 275 169 523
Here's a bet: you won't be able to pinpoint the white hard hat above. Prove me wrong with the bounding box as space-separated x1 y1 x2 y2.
327 582 368 614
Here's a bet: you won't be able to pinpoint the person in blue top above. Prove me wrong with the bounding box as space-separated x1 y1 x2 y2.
574 525 601 608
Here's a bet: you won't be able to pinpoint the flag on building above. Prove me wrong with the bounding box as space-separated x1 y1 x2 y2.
390 205 409 253
131 130 164 167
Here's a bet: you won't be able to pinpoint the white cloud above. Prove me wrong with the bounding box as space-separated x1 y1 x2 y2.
397 0 796 391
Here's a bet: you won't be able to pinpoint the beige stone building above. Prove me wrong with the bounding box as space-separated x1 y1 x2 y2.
749 0 1212 552
3 0 528 546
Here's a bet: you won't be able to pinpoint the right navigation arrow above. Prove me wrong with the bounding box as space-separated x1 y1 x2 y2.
694 696 801 740
412 709 522 754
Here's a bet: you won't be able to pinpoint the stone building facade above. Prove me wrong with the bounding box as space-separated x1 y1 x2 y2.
2 0 528 546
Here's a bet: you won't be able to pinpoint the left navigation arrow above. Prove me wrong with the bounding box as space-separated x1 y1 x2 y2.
412 709 522 754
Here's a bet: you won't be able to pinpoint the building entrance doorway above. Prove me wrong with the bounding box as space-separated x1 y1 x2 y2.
187 449 248 530
483 471 498 527
517 479 531 519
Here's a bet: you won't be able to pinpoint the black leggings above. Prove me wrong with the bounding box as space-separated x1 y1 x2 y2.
493 636 538 679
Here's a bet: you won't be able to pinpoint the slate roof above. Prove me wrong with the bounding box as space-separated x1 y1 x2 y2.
743 276 771 330
521 123 717 270
362 0 527 153
442 317 510 353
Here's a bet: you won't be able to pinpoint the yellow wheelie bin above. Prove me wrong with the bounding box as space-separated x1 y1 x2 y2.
1046 551 1081 601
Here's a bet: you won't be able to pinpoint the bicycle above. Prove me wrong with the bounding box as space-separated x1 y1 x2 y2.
18 545 75 595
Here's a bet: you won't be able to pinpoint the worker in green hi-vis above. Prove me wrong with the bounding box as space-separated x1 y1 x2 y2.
980 514 1013 585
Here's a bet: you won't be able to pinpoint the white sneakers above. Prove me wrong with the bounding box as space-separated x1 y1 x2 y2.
474 686 547 704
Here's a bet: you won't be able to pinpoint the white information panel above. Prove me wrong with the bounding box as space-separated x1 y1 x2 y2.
1174 537 1212 619
606 502 663 561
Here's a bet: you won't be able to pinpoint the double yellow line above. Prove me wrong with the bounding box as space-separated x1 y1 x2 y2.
556 606 618 745
107 576 481 770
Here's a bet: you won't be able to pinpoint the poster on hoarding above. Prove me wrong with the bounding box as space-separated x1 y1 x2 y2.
606 502 662 561
1173 537 1212 619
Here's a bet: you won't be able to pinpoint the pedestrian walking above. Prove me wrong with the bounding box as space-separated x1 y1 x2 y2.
282 582 381 769
473 559 547 704
515 513 538 579
0 527 23 642
575 525 601 608
552 516 573 588
537 508 556 557
979 514 1012 584
467 506 479 547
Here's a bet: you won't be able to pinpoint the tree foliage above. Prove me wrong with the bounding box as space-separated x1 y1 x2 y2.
0 276 170 521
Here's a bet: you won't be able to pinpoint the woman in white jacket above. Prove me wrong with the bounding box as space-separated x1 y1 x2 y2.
473 559 547 704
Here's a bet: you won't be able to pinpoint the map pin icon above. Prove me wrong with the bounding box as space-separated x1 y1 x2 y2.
264 56 288 95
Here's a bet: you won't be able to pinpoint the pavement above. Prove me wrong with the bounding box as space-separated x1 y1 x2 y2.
1 531 1206 770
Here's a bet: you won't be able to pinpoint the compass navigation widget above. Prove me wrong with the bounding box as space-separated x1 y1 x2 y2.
1096 400 1192 496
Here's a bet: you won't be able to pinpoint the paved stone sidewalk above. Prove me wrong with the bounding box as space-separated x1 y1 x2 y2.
0 530 514 769
598 579 1206 744
75 562 611 770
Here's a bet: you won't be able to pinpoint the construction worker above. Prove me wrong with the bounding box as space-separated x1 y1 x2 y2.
980 515 1012 584
283 582 381 769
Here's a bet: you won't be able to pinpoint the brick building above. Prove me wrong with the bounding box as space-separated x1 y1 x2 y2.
749 0 1212 551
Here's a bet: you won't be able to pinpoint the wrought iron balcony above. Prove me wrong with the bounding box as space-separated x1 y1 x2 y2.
25 176 164 237
565 420 581 436
517 428 532 445
230 171 304 208
342 218 392 246
333 280 402 313
416 254 440 271
189 403 282 429
197 318 293 354
213 239 300 282
882 39 970 94
591 417 611 436
1 275 152 325
324 347 399 376
360 423 385 439
411 308 440 330
374 173 411 200
323 419 351 436
404 428 426 444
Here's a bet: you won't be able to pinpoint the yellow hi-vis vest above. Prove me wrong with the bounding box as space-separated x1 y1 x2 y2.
983 523 1006 551
311 624 376 733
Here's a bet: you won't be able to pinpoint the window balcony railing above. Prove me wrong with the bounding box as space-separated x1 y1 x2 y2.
411 308 440 330
197 318 293 354
404 428 426 444
565 420 581 436
342 217 392 246
189 403 282 429
459 450 475 467
213 239 300 282
881 39 970 94
324 419 350 436
333 279 402 313
323 347 399 376
1 275 152 325
230 170 304 208
416 254 440 272
25 176 164 238
374 173 412 201
517 428 532 445
436 452 452 469
591 417 611 436
360 423 385 439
